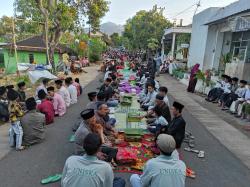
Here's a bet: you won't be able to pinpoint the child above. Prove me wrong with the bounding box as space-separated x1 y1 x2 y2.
7 88 25 150
147 106 168 134
75 78 83 95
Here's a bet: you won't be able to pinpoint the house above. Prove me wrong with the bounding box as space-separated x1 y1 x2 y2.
0 35 63 74
161 24 192 61
188 0 250 81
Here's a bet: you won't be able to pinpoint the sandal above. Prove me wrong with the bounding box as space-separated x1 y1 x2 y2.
188 140 195 148
41 174 62 185
186 168 196 179
198 151 205 158
16 146 25 151
69 134 75 143
184 147 199 153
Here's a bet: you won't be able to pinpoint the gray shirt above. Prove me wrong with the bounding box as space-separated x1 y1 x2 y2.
61 155 114 187
141 155 186 187
74 121 92 155
21 110 45 146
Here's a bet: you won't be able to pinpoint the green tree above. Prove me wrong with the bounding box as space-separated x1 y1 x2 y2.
14 0 109 70
123 5 172 50
110 33 121 47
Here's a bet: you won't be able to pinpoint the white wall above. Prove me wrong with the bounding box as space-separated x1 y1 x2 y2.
188 7 220 69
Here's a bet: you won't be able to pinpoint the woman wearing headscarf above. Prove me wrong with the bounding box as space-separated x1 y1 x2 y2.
187 64 200 93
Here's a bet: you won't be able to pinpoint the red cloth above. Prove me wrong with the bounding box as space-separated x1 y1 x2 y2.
37 99 55 125
116 147 137 164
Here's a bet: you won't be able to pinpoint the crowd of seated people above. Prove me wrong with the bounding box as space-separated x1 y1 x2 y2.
0 76 83 151
205 74 250 122
66 50 187 187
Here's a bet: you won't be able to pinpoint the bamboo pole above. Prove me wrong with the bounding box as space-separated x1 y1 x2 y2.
12 17 19 76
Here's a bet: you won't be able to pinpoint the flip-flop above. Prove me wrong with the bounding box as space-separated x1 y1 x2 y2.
188 140 195 148
69 134 75 143
198 151 205 158
184 147 199 153
41 174 62 185
186 168 196 179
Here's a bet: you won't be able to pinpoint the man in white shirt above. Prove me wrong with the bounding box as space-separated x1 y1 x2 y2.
130 134 186 187
36 78 49 98
55 80 71 107
141 83 157 111
65 77 77 104
62 133 126 187
221 80 247 110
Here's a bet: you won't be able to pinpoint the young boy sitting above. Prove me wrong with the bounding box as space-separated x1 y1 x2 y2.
147 106 168 134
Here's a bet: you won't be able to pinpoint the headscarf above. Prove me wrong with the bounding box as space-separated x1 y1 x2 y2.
191 64 200 75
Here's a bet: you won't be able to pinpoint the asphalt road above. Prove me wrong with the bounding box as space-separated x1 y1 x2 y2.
0 74 250 187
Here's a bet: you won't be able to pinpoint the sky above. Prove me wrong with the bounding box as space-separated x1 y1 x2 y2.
0 0 238 25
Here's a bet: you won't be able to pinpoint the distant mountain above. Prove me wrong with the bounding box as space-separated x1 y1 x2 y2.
100 22 124 36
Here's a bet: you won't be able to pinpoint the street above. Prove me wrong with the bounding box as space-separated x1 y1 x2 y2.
0 72 249 187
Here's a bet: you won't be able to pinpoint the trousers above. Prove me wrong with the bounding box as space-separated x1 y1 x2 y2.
9 121 23 149
130 174 142 187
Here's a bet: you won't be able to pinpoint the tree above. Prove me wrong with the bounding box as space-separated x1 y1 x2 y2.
110 32 121 47
14 0 109 70
123 5 172 50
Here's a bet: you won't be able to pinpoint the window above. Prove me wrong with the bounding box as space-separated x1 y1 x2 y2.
242 31 250 41
0 51 4 68
29 54 34 64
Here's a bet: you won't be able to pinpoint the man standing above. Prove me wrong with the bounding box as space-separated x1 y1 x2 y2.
130 134 186 187
62 133 125 187
62 52 70 75
47 86 66 116
55 80 71 107
161 101 186 149
21 97 45 146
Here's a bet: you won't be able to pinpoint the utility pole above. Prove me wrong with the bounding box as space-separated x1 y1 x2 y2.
194 0 201 16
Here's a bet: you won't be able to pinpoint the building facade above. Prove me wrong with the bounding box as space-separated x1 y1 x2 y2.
188 0 250 81
0 35 61 74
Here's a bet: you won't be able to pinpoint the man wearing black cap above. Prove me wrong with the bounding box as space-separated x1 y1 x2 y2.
0 86 9 122
161 101 186 149
75 109 117 162
86 92 97 110
21 97 45 146
75 109 98 155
